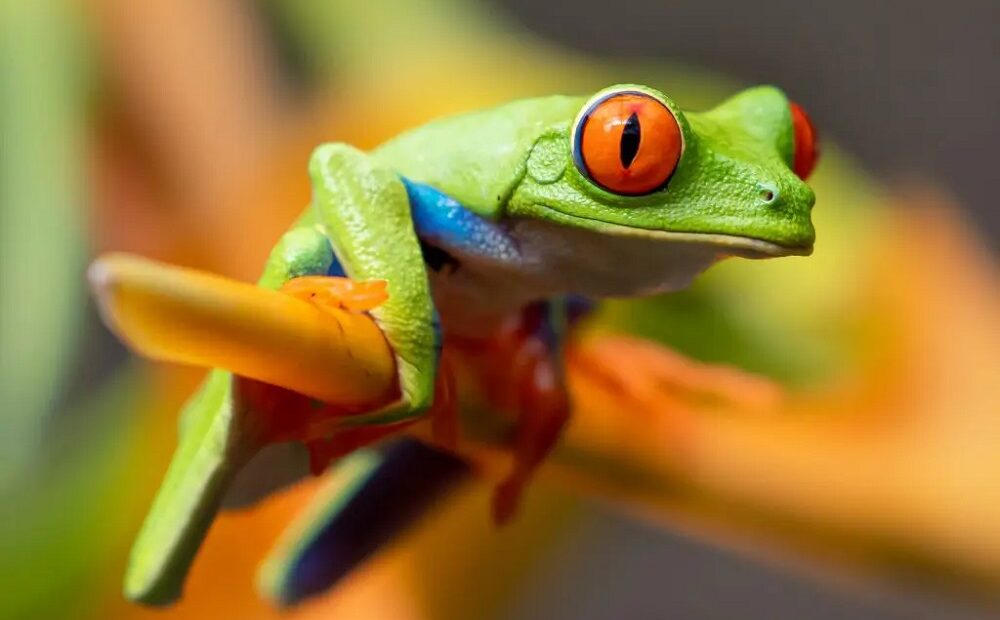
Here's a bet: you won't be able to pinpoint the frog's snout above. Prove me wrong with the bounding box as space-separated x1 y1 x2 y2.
743 171 816 252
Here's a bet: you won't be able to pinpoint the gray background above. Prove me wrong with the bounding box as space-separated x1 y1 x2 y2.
510 506 998 619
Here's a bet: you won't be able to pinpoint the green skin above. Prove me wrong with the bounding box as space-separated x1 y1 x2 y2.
125 83 815 605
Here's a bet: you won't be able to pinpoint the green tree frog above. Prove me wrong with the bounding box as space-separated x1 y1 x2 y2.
125 83 818 606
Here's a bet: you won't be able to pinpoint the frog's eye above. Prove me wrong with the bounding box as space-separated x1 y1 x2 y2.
790 101 820 180
573 91 683 196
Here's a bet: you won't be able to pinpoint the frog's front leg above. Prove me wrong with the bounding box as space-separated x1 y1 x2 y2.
308 143 438 430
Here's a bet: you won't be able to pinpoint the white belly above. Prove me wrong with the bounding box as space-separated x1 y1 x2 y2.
428 218 725 336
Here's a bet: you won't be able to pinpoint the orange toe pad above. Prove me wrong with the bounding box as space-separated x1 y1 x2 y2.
281 276 388 313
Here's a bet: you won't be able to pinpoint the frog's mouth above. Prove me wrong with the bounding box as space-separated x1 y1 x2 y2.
593 222 814 258
530 204 813 258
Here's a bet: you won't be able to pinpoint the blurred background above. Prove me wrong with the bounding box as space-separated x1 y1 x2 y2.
0 0 997 619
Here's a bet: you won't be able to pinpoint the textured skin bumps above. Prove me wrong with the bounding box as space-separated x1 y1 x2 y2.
373 95 583 217
508 86 814 250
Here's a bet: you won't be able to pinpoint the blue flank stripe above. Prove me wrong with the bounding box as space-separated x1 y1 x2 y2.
325 177 518 274
401 177 519 262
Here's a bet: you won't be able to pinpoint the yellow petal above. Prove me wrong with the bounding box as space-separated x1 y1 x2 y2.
88 253 396 407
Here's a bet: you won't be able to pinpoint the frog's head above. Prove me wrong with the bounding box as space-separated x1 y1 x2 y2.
509 83 818 258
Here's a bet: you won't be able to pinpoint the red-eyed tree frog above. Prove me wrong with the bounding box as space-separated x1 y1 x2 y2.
124 83 819 606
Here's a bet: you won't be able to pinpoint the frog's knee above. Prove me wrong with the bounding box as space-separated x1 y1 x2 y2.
308 143 364 179
277 228 334 279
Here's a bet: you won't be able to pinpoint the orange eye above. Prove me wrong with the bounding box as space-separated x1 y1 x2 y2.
573 91 683 196
790 101 820 180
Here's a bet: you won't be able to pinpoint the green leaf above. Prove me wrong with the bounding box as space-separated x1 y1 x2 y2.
0 0 90 486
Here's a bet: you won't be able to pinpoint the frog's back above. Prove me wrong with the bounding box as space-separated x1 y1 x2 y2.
372 95 583 217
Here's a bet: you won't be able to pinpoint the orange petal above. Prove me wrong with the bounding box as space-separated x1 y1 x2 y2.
89 253 396 407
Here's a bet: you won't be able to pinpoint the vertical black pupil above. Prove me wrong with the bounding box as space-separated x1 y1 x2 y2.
620 112 641 169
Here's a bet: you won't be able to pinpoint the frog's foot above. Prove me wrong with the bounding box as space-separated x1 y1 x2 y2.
281 276 388 313
492 336 571 525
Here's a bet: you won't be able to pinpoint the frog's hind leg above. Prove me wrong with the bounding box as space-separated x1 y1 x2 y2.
470 300 576 525
124 224 349 605
492 332 571 525
258 439 468 607
124 369 254 605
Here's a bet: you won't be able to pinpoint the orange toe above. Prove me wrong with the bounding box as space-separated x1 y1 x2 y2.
281 276 388 313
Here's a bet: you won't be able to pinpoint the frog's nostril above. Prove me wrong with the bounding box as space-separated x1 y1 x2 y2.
756 182 780 206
